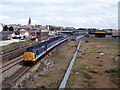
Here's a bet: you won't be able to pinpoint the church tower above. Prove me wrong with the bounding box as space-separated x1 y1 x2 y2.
28 17 31 25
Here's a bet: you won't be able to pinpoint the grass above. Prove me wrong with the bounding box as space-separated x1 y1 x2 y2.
96 57 100 59
83 80 96 88
89 70 99 74
79 64 89 71
106 67 119 73
66 37 119 88
88 80 96 88
83 72 93 79
21 41 79 88
85 40 89 43
38 74 49 77
72 64 89 73
106 67 120 85
2 39 34 52
112 55 119 64
99 60 103 62
112 59 118 64
66 61 95 88
67 44 78 50
74 45 78 48
77 56 82 58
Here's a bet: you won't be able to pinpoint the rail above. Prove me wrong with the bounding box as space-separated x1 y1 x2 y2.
0 36 71 88
1 66 31 88
35 36 71 60
76 35 84 41
59 39 82 89
0 55 23 69
0 41 41 61
0 60 22 74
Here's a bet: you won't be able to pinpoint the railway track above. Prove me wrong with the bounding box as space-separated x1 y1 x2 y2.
0 66 31 88
1 41 37 54
0 58 25 88
1 38 52 61
0 36 70 88
0 56 23 72
1 49 24 61
1 41 40 61
0 61 23 74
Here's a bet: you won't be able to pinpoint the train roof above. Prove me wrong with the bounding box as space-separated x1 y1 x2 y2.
26 36 63 50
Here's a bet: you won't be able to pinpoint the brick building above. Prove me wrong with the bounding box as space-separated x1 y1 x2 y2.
112 30 120 39
0 31 13 40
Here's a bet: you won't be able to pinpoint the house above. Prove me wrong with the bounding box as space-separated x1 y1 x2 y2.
30 28 49 41
102 29 112 33
112 30 120 39
0 31 13 40
0 23 3 31
35 29 49 41
40 29 49 41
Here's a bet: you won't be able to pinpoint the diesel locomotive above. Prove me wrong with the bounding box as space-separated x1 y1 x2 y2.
24 36 70 64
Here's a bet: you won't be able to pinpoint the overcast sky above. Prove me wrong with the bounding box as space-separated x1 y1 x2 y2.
0 0 119 29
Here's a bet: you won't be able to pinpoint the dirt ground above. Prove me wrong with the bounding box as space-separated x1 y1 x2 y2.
66 37 119 88
14 39 79 88
13 37 119 88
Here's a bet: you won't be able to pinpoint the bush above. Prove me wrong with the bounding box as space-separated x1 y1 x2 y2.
106 67 118 73
83 73 93 79
96 57 100 59
74 45 78 48
85 40 89 43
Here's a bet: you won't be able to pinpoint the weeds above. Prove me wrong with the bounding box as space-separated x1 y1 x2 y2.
74 45 78 48
83 80 96 88
77 56 82 58
106 67 120 85
85 40 89 43
38 74 49 77
96 57 100 59
100 60 103 62
88 80 96 87
89 70 98 74
112 59 118 64
97 51 104 53
83 73 93 79
106 67 118 73
79 64 88 71
2 39 34 52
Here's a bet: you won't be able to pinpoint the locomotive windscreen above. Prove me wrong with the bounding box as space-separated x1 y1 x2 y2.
26 47 34 52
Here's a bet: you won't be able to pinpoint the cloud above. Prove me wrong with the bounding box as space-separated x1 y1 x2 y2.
0 0 119 3
0 16 10 22
26 16 117 29
0 0 118 29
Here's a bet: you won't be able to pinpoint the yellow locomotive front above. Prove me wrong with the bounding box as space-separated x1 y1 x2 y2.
24 52 35 62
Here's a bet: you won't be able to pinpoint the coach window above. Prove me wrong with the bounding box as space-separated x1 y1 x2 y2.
36 50 39 55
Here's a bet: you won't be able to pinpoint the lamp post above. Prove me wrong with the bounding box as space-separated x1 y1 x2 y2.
35 29 38 42
19 31 20 42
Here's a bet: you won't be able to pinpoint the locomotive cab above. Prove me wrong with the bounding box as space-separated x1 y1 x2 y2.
24 47 35 63
24 52 35 62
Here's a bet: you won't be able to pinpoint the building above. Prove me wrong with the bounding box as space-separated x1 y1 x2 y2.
64 27 75 31
39 30 49 41
1 17 49 40
102 29 112 33
89 30 112 38
31 28 49 41
0 23 3 31
28 17 31 25
112 30 120 39
0 31 13 40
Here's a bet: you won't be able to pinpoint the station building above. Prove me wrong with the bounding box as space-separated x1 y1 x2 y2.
89 31 112 38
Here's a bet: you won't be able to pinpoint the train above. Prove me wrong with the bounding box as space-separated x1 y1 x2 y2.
24 36 70 64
